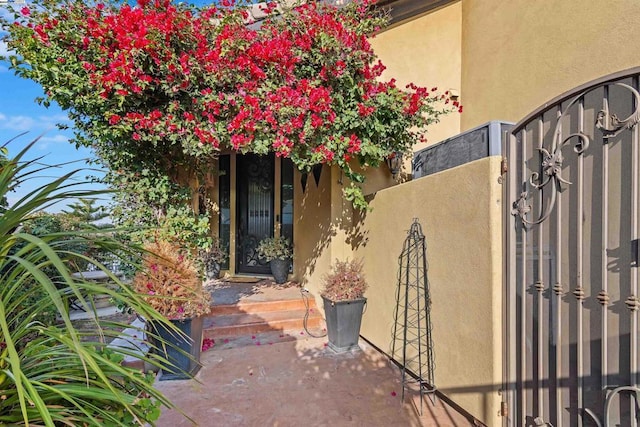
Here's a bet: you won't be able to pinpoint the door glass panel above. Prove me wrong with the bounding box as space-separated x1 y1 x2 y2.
236 154 274 274
218 155 230 269
281 158 294 245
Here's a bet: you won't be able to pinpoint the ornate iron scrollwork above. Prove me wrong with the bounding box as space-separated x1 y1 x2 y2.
246 155 273 191
583 385 640 427
596 83 640 138
513 129 590 225
511 192 531 218
514 82 640 225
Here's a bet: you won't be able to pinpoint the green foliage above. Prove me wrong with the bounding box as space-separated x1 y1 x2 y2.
1 0 455 212
0 136 182 426
109 168 211 249
62 197 110 225
0 146 9 211
198 237 227 269
21 212 92 269
343 183 370 212
257 236 293 262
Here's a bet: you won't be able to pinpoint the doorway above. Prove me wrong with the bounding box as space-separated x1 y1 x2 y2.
236 153 274 274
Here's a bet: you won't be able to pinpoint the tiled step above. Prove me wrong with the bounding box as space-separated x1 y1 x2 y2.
203 308 324 338
209 298 312 316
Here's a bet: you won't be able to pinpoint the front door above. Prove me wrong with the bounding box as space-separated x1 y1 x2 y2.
236 153 274 274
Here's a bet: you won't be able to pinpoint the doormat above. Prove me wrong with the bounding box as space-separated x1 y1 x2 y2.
227 276 263 283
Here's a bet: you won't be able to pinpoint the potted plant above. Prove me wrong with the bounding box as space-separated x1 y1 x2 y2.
257 236 293 284
199 237 227 280
133 240 211 380
321 259 368 353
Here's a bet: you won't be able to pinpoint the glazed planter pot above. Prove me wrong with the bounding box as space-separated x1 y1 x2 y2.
148 316 203 381
270 258 290 284
321 295 367 353
205 262 221 280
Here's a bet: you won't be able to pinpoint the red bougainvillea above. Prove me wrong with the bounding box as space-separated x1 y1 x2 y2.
2 0 455 209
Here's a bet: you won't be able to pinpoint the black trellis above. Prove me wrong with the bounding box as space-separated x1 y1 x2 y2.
391 218 436 414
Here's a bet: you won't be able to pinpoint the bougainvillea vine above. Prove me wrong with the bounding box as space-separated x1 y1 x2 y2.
2 0 455 213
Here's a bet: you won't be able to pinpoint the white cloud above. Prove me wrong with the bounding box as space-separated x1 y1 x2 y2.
0 112 70 132
0 40 11 58
36 133 68 150
40 114 71 127
0 112 36 131
39 134 68 143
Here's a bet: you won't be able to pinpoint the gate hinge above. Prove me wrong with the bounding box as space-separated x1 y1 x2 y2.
501 157 508 175
500 401 508 417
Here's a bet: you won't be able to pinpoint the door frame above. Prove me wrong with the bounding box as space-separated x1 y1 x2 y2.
221 153 288 276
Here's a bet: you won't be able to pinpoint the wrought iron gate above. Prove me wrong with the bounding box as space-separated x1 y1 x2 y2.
504 69 640 426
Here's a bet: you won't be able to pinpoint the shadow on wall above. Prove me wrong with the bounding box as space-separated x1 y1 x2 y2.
297 178 333 283
296 166 372 287
346 200 371 252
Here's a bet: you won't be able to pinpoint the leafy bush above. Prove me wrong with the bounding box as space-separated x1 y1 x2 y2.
110 169 212 251
257 236 293 262
321 259 368 302
2 0 455 211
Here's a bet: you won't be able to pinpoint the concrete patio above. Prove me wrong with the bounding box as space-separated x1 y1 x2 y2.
152 280 473 426
154 333 472 426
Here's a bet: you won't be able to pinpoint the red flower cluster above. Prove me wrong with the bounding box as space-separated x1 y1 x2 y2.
201 338 215 351
7 0 456 209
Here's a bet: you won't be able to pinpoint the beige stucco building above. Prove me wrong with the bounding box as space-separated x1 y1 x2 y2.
213 1 640 424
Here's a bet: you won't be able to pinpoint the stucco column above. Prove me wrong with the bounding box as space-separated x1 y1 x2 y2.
329 165 354 263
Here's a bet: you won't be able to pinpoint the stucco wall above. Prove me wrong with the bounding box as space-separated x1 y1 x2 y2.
295 165 368 296
293 165 336 294
354 156 503 425
371 1 462 150
291 2 640 424
461 0 640 130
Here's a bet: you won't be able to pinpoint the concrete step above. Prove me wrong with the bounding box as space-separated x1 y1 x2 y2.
109 318 149 371
203 308 325 338
205 328 328 351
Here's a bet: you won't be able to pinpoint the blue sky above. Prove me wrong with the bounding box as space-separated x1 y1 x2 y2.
0 74 105 211
0 0 229 211
0 3 109 211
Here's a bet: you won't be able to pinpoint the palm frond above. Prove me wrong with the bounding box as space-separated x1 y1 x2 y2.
0 136 185 426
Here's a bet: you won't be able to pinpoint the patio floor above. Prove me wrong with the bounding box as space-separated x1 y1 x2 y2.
153 280 474 426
